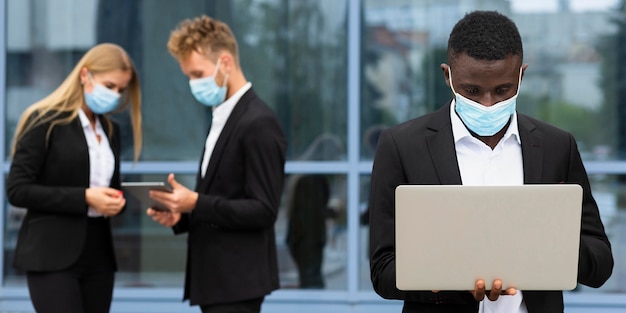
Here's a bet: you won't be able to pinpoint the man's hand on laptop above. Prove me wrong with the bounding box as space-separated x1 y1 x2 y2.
471 279 517 301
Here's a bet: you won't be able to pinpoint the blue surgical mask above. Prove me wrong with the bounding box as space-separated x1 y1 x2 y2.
449 68 522 136
189 59 229 107
84 73 121 115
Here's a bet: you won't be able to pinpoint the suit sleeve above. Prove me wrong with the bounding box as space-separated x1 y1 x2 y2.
370 130 404 298
7 119 87 215
173 213 190 234
567 135 614 287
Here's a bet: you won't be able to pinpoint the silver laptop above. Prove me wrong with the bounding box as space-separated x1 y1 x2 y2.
395 184 582 291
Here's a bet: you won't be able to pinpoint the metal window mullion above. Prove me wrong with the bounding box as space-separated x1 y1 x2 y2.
346 0 361 299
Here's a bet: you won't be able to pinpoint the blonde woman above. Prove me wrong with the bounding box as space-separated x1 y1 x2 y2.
6 43 142 313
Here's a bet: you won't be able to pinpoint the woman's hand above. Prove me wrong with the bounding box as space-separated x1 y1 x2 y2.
86 187 125 216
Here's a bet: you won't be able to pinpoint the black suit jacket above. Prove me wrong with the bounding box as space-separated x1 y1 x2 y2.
369 103 614 313
173 88 287 306
7 112 121 272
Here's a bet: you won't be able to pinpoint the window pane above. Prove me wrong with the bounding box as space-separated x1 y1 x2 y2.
361 1 472 159
230 0 349 160
512 10 622 161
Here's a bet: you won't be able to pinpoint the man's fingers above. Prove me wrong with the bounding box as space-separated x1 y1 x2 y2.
504 287 517 296
487 280 502 301
472 279 486 301
471 279 517 302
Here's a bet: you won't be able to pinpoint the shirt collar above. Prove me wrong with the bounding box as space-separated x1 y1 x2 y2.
450 99 521 145
213 82 252 116
78 108 107 135
78 109 92 129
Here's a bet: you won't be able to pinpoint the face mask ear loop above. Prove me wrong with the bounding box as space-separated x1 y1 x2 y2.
221 73 229 89
448 68 457 95
214 58 229 88
449 68 464 108
213 58 222 77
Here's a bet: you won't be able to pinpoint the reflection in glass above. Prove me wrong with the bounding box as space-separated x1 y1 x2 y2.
230 0 349 160
285 174 330 288
294 133 346 161
360 1 457 159
361 124 385 161
278 174 347 290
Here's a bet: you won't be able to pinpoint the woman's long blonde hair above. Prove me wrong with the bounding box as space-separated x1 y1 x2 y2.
11 43 142 161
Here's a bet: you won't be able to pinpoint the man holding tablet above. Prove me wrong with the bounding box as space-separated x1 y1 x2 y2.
146 15 286 313
368 11 613 313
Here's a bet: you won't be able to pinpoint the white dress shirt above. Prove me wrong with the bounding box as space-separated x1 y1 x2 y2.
79 109 115 217
200 82 252 178
450 101 528 313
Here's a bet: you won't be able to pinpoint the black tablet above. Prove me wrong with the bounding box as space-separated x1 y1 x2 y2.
121 182 172 211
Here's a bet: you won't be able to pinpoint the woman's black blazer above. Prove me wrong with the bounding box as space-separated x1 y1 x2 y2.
6 112 121 271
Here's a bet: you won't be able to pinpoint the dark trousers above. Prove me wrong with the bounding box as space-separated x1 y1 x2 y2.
200 297 264 313
290 242 325 288
26 217 115 313
287 238 325 288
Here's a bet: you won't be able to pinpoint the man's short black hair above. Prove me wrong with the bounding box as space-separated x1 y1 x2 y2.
447 11 523 65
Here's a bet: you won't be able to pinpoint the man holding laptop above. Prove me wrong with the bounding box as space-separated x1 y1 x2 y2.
368 10 613 313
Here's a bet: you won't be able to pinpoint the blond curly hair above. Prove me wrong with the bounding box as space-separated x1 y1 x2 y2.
168 15 239 65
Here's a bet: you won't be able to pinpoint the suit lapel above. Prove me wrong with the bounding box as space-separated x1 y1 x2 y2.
98 116 119 156
517 114 543 183
200 88 254 187
425 104 463 185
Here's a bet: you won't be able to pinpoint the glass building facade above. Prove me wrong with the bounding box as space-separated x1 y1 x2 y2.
1 0 626 312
